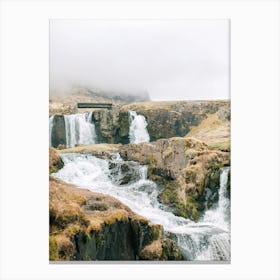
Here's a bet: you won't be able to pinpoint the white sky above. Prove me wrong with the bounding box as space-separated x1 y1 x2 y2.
50 20 229 101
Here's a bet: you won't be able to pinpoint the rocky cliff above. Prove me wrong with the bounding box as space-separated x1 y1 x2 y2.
50 100 230 148
122 100 229 141
91 107 130 144
49 177 183 261
49 147 183 261
55 135 230 222
119 137 230 220
50 115 66 148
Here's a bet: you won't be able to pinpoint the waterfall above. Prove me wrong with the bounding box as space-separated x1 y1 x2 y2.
176 167 230 261
52 153 230 261
64 112 97 148
49 116 54 147
129 111 150 144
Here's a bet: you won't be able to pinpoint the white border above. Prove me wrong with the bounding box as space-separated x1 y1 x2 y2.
0 1 279 280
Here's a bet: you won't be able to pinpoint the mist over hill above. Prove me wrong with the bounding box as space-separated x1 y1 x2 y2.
49 85 151 115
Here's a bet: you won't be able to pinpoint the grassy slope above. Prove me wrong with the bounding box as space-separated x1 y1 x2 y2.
186 113 230 150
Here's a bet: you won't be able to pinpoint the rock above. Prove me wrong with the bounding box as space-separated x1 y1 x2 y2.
57 144 66 150
139 238 184 260
122 100 230 141
161 238 184 260
119 137 230 221
49 148 64 174
50 100 230 145
108 161 143 185
139 240 163 260
59 143 121 159
51 115 66 148
92 108 130 144
227 169 231 199
49 177 183 261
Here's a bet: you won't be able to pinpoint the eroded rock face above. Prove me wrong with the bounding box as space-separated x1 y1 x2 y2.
92 108 130 144
51 115 66 148
122 100 229 141
50 100 230 146
119 137 230 221
49 177 183 261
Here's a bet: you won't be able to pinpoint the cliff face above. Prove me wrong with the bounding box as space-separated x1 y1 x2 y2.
119 137 230 221
49 176 183 261
122 100 230 142
50 100 230 148
92 108 130 144
51 115 66 148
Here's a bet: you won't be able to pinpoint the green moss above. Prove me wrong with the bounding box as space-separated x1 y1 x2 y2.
150 224 162 241
159 180 203 221
159 182 178 205
210 141 230 151
86 233 92 241
95 233 101 248
49 236 58 261
49 158 64 174
185 195 201 221
174 202 188 219
148 154 156 165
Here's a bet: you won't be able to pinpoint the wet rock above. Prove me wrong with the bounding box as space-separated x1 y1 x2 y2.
51 115 66 148
119 137 230 221
108 161 143 185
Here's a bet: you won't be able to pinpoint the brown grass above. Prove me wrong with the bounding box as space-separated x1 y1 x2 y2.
49 177 161 260
139 240 163 260
59 143 121 154
186 113 230 150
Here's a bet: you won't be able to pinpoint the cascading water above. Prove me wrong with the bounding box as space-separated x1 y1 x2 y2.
129 111 150 144
49 115 54 147
52 153 230 261
176 167 230 261
64 112 97 148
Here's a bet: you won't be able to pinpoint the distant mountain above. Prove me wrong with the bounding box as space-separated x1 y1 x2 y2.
49 86 150 115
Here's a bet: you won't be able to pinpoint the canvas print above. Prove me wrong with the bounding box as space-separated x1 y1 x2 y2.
49 20 230 262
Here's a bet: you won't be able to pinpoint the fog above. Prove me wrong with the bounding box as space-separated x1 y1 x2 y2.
50 20 229 101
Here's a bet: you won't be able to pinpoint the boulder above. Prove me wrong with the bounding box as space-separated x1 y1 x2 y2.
49 148 64 174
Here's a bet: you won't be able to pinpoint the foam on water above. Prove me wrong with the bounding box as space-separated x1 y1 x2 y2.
129 111 150 144
64 112 97 148
52 153 230 261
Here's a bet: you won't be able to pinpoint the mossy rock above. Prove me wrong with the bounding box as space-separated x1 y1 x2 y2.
227 169 231 199
162 239 184 260
49 236 59 261
49 147 64 174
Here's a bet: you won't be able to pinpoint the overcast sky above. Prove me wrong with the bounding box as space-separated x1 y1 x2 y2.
50 20 229 101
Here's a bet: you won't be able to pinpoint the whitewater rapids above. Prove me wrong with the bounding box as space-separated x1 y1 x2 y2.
52 153 230 261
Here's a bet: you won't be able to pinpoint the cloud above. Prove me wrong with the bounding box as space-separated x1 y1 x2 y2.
50 20 229 100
